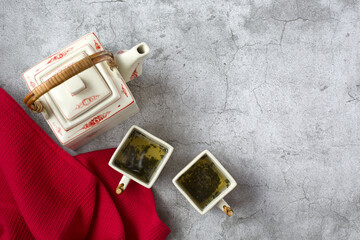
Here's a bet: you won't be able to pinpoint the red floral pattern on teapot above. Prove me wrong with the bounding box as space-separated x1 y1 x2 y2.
94 40 101 50
47 48 73 64
81 111 111 130
75 95 100 110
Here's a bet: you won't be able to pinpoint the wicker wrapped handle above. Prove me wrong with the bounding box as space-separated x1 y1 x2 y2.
24 50 117 113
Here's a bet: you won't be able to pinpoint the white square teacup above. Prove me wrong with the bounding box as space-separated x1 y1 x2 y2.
173 150 237 216
109 125 174 194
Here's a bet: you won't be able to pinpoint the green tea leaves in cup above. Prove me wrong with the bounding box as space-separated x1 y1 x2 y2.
114 129 168 183
172 150 237 215
177 155 230 210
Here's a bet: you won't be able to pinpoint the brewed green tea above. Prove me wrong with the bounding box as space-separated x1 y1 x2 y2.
177 155 230 209
114 130 168 183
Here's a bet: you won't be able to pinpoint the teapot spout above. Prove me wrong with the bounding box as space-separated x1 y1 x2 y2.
115 42 150 82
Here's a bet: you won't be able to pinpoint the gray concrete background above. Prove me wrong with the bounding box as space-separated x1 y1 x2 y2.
1 0 360 239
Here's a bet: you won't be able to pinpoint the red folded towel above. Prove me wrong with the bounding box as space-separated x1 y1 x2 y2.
0 88 170 240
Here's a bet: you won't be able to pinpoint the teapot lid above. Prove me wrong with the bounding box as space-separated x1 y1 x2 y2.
41 51 114 121
23 33 135 132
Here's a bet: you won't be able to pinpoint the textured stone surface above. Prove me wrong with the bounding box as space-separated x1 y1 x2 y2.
1 0 360 239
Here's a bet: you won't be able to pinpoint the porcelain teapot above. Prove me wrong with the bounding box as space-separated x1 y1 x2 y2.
23 33 150 150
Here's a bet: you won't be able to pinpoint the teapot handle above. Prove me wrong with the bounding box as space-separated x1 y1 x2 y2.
24 50 117 113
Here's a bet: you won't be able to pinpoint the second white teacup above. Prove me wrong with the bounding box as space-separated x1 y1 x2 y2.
173 150 237 216
109 125 174 194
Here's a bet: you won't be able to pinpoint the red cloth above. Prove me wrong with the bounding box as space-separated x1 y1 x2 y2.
0 88 170 240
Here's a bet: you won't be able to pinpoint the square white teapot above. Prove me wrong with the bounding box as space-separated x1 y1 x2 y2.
22 33 150 150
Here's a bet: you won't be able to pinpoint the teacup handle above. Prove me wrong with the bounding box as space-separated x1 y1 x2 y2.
217 199 234 216
115 175 131 194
